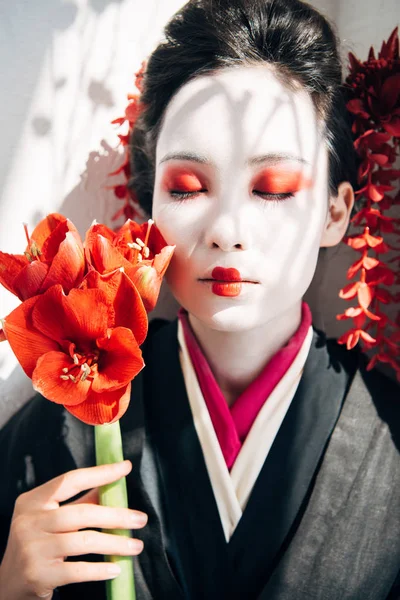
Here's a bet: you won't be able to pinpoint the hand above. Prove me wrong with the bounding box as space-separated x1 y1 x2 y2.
0 460 147 599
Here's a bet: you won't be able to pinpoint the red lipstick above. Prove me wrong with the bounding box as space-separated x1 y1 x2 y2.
211 267 242 281
210 266 242 297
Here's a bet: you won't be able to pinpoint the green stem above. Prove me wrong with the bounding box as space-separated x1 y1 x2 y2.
94 421 136 600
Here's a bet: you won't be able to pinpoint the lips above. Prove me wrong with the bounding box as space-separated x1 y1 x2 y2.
199 266 258 283
211 266 242 282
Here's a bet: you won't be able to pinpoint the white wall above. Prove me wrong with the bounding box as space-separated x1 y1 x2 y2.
0 0 398 425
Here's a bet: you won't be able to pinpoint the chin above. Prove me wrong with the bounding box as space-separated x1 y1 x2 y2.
186 300 267 332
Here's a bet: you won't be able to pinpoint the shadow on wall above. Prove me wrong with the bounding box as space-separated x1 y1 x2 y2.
0 0 128 206
89 0 123 13
0 1 78 199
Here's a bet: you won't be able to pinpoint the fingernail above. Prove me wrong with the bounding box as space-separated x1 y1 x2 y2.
128 539 144 552
131 512 147 526
117 460 131 469
106 564 121 577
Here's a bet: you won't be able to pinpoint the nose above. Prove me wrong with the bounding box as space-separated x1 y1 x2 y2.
203 208 250 252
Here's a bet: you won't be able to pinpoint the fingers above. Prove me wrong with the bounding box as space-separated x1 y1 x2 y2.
52 530 144 558
47 560 124 587
42 504 148 533
17 461 132 512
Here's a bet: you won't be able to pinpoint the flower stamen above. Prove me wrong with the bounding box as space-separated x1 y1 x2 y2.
23 223 30 246
59 352 98 384
80 362 91 382
144 219 154 248
128 242 142 251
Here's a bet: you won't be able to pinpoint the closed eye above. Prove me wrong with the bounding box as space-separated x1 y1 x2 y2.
168 189 294 201
253 190 294 201
169 189 207 200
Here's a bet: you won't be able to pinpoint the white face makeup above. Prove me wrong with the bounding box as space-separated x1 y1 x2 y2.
152 65 331 332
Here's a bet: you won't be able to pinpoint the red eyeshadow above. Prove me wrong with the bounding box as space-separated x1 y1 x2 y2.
253 169 313 194
163 168 205 192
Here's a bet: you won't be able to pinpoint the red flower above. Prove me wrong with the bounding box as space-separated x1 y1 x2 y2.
345 227 383 250
85 219 175 312
346 28 400 136
351 208 398 233
338 28 400 377
0 213 85 301
337 314 377 350
346 250 380 279
2 285 144 425
339 269 381 321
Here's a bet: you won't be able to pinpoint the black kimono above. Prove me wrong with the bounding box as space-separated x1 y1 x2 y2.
0 317 400 599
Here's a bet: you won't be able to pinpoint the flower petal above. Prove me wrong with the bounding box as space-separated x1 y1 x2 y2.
81 269 148 345
357 283 373 309
30 213 67 250
42 231 85 293
126 264 161 312
93 327 144 392
153 245 175 278
0 252 29 296
2 297 59 377
65 383 131 425
359 330 377 345
32 351 91 405
85 232 131 274
13 260 49 300
339 282 359 300
32 285 111 346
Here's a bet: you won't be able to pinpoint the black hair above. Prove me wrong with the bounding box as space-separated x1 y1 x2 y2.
129 0 358 216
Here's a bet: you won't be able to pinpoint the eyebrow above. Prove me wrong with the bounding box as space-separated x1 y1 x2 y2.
159 151 310 166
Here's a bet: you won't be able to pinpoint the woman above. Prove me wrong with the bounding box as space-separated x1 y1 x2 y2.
0 0 399 598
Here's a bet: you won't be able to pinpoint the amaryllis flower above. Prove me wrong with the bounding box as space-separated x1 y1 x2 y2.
2 285 144 425
85 218 175 312
0 213 85 302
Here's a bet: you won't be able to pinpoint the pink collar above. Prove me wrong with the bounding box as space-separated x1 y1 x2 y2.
177 303 312 470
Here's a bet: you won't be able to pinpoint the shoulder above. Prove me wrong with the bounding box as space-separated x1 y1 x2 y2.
312 327 400 437
324 331 400 450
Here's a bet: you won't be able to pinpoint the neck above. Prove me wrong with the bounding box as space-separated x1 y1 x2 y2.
188 302 303 407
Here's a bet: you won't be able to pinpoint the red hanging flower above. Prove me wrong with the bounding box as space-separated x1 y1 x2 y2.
108 61 148 224
337 28 400 380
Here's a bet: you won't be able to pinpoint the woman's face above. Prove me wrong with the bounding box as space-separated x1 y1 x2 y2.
152 65 336 331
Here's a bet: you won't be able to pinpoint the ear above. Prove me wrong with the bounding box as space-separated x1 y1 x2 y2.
320 181 355 247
